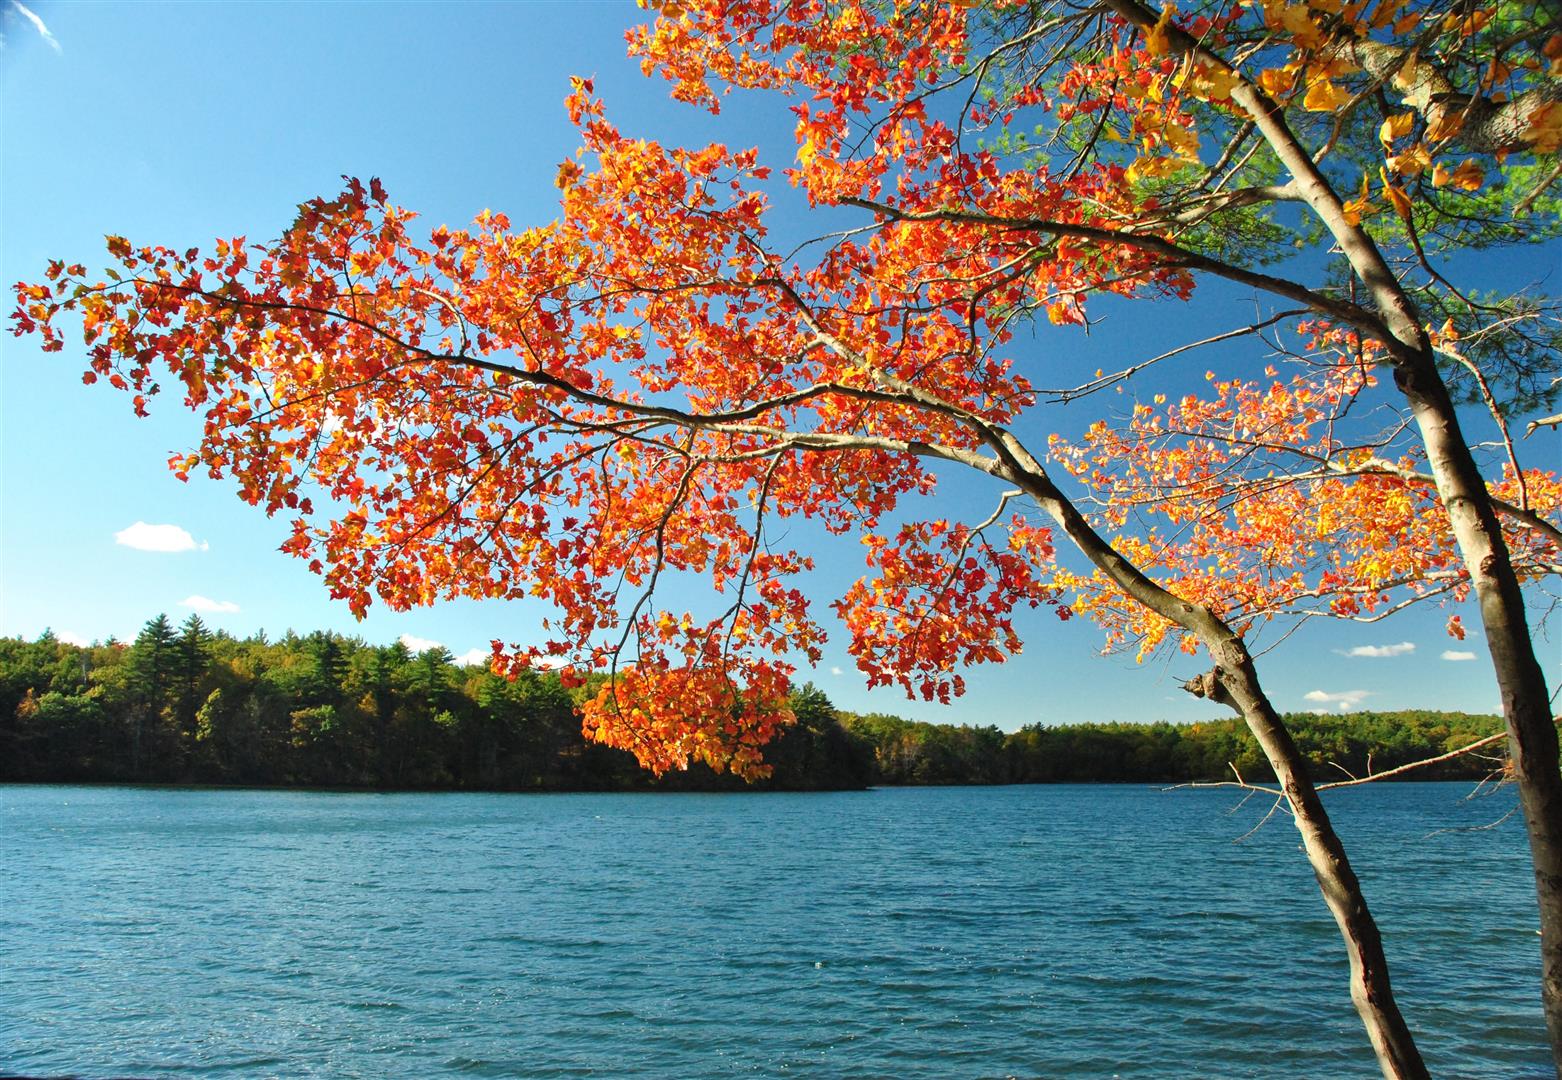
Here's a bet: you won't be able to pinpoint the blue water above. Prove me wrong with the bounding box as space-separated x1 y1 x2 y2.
0 783 1546 1078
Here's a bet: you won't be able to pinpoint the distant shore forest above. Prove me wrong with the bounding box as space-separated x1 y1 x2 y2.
0 617 1507 792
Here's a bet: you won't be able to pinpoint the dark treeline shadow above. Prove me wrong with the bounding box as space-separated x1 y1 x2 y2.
0 619 1506 792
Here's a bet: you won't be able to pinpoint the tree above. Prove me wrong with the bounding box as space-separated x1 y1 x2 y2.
126 613 177 776
13 1 1561 1073
632 1 1562 1066
174 613 213 758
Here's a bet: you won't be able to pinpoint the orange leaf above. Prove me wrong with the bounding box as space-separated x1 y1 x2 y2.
1431 159 1484 191
1379 168 1413 220
1526 101 1562 154
1302 77 1351 112
1378 112 1414 147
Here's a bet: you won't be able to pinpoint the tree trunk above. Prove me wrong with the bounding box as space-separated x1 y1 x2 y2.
1230 55 1562 1067
994 431 1430 1078
1391 350 1562 1066
1093 2 1562 1064
1202 638 1430 1079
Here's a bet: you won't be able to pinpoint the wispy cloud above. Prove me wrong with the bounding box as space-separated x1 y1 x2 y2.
1305 689 1372 712
1441 650 1477 662
181 595 239 615
115 521 206 553
830 665 844 676
8 2 62 53
399 633 444 653
56 630 89 646
1339 641 1415 658
452 647 491 668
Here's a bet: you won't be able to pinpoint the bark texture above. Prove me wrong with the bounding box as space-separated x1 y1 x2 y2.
1345 38 1561 156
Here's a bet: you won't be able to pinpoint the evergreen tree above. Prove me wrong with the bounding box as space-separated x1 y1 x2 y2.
174 613 212 757
126 614 177 776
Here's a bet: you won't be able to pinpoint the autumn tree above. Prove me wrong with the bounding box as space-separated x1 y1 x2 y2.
12 0 1562 1073
629 0 1562 1066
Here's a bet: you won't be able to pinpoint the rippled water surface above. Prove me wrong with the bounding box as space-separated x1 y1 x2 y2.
0 783 1546 1077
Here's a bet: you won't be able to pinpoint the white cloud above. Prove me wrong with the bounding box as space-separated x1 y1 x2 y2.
1304 689 1372 712
1340 641 1416 658
56 630 89 646
115 521 206 553
180 595 240 614
1441 650 1477 662
453 647 492 668
830 666 844 676
9 2 62 53
398 633 444 653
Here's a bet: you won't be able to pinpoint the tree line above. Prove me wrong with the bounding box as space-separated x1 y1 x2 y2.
842 707 1506 787
0 618 1504 792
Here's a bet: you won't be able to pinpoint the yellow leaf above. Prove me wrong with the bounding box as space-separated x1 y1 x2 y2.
1393 11 1421 33
1385 142 1431 176
1369 0 1406 29
554 159 584 190
1258 65 1299 98
1125 155 1184 183
1431 159 1484 191
1164 123 1200 159
1341 172 1373 225
1424 108 1466 144
1380 167 1413 221
1302 77 1352 112
1526 100 1562 154
1144 4 1175 56
1266 0 1323 46
1378 112 1414 146
1179 60 1238 102
1454 8 1492 36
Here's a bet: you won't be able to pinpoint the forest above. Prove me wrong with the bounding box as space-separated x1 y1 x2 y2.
0 619 1505 792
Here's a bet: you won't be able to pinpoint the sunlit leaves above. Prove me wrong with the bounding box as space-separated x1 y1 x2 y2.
1048 338 1561 659
835 515 1058 703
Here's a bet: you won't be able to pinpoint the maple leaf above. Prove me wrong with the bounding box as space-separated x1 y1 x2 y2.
1432 159 1484 190
1302 78 1352 113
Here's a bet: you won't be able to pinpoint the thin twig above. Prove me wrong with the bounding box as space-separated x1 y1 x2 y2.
1317 731 1508 790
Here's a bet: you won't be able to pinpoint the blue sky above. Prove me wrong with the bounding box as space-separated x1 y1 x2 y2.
2 1 1554 728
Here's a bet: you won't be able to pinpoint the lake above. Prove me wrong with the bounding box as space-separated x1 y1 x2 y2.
0 783 1546 1078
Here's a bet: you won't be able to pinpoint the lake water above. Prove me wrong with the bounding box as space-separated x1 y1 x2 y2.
0 783 1547 1078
